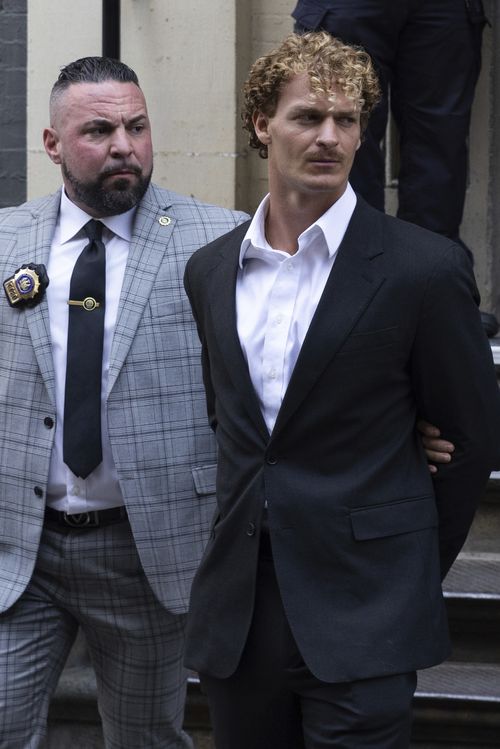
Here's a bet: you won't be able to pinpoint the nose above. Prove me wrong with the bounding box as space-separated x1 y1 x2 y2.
316 118 339 147
109 127 133 157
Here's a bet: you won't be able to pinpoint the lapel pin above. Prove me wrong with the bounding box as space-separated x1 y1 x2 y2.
158 216 172 226
3 263 49 308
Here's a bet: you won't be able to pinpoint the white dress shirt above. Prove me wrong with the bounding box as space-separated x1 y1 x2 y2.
236 184 357 434
46 189 135 512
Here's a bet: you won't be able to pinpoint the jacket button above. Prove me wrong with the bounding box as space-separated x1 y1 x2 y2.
266 456 278 465
44 417 54 428
34 486 43 498
246 522 256 537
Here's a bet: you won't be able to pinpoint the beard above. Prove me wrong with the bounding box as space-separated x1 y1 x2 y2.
62 161 153 216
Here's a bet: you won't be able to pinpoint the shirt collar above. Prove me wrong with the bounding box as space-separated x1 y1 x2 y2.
58 187 136 244
239 183 357 268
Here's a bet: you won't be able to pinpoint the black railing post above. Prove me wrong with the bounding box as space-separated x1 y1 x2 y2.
102 0 121 59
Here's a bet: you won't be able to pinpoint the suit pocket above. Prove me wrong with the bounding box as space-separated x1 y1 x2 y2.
149 298 189 318
338 326 399 355
192 464 217 496
350 495 438 541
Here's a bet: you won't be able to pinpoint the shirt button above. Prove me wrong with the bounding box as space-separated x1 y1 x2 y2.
269 369 277 380
70 485 80 497
246 522 256 537
266 456 278 465
44 417 54 429
34 486 43 498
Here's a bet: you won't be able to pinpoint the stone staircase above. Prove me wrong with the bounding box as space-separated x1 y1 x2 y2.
411 472 500 747
412 338 500 748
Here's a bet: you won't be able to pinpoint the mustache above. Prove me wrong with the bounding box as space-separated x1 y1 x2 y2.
309 151 344 162
100 164 142 178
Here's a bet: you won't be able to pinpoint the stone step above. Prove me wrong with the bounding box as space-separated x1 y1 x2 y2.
443 552 500 662
461 489 500 553
486 471 500 499
444 552 500 600
447 473 498 531
490 339 500 369
417 662 500 701
412 661 500 746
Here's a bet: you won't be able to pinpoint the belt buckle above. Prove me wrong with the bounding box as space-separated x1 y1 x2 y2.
63 511 99 528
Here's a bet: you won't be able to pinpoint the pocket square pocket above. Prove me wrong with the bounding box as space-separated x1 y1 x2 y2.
350 495 438 541
149 297 190 318
192 464 217 495
338 326 399 354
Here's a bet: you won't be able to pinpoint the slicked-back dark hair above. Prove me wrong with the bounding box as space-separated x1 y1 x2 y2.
50 57 140 121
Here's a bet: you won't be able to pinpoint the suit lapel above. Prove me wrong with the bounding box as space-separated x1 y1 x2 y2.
207 226 270 441
17 193 61 406
272 199 386 438
107 185 176 394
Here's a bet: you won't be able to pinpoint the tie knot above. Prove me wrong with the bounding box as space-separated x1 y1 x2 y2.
83 219 103 243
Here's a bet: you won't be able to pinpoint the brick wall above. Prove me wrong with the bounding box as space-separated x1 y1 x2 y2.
0 0 27 207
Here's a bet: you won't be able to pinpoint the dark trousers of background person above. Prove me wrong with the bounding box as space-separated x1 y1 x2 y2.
293 0 486 250
200 531 417 749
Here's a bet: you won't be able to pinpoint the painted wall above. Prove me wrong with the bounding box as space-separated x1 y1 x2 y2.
27 0 102 199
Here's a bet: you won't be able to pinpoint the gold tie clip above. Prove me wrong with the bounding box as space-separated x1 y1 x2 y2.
68 297 101 311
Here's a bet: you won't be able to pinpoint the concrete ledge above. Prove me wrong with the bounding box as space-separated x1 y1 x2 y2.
490 338 500 366
416 662 500 703
413 662 500 746
412 698 500 747
444 553 500 600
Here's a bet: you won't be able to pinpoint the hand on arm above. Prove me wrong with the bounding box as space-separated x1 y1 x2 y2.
412 243 500 576
417 419 455 474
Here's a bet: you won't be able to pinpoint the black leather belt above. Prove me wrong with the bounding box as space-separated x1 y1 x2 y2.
44 505 128 529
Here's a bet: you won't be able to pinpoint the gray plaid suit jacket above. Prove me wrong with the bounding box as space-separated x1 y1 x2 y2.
0 183 248 614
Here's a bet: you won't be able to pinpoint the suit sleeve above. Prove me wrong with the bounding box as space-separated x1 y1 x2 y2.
411 243 500 577
184 258 218 434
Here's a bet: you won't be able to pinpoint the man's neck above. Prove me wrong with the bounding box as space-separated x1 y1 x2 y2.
264 190 342 255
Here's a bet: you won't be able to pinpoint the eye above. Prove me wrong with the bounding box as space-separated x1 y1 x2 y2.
295 112 319 123
87 125 109 136
337 116 356 127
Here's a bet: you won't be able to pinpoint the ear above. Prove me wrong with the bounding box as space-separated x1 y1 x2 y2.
355 137 361 152
252 110 272 146
43 127 62 165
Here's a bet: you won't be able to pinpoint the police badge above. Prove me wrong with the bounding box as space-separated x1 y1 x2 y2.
3 264 49 308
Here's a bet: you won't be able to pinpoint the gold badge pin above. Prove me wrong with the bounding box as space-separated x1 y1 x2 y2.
4 267 41 306
158 216 171 226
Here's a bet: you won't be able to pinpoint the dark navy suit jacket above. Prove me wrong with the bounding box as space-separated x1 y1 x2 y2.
183 197 500 682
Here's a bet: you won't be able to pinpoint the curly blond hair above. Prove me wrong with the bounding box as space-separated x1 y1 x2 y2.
242 32 381 159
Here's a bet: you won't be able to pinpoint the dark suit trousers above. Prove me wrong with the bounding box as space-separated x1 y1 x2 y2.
293 0 485 245
200 531 417 749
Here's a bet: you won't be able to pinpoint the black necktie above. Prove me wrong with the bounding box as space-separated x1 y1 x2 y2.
63 220 106 478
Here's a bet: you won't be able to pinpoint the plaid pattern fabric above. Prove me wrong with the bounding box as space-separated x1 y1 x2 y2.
0 521 194 748
0 184 248 614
